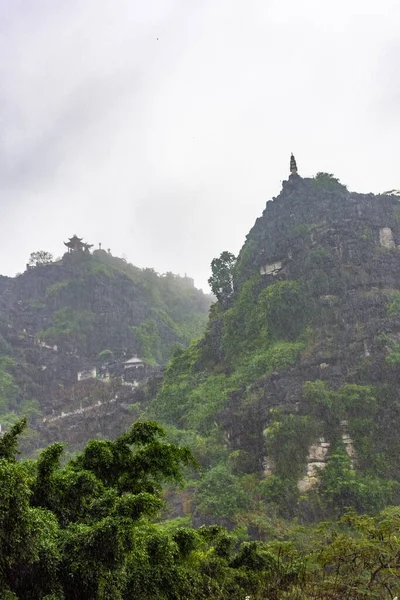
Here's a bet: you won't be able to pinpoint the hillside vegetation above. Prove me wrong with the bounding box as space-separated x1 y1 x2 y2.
0 248 211 449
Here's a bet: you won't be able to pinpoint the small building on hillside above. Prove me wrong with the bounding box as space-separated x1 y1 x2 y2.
123 356 145 384
123 356 144 371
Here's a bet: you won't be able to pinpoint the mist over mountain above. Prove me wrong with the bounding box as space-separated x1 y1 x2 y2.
4 2 400 596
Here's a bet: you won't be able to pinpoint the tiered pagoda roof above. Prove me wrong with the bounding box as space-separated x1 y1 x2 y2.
64 235 93 252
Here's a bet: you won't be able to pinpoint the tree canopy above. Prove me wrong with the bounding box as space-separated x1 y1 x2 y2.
2 419 400 599
28 250 54 268
208 251 236 303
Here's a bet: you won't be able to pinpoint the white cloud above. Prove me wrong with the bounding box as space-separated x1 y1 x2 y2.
1 0 399 288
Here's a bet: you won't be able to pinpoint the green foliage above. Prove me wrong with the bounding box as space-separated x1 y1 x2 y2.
240 341 305 381
299 508 400 598
301 380 400 488
221 274 265 360
0 419 202 599
221 277 309 370
151 262 400 528
0 417 27 460
19 398 42 423
340 384 377 417
257 475 300 517
133 319 162 364
387 290 400 316
232 237 258 281
150 342 202 426
151 276 316 524
256 280 309 340
183 374 238 431
208 251 236 303
266 413 320 478
97 349 115 361
3 420 400 598
28 250 53 268
383 335 400 365
153 337 304 433
319 445 399 516
45 279 71 297
0 357 19 415
41 307 95 341
20 249 210 368
196 465 247 518
360 225 374 241
312 172 348 191
304 380 377 444
293 223 315 236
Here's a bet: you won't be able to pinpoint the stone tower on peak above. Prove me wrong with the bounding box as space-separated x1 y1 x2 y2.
290 153 298 175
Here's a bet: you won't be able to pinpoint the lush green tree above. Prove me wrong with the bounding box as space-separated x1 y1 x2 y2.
312 172 348 191
300 509 400 599
0 419 198 599
5 417 400 599
196 464 247 518
208 251 236 304
0 357 19 416
28 250 53 268
319 445 398 516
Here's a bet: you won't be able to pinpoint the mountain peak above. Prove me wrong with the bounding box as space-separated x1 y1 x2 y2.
151 171 400 527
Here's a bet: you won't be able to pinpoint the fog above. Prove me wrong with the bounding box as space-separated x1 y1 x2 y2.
1 0 400 289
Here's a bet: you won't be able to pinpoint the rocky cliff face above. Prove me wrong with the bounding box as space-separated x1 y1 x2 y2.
151 172 400 527
221 174 400 473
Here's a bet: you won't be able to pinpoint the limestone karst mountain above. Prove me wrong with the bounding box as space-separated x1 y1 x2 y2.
0 247 212 452
3 169 400 531
149 170 400 529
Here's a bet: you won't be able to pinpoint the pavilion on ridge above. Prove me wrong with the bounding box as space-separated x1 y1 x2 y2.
64 235 93 253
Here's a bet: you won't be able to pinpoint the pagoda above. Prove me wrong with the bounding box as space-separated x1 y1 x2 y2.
290 153 298 175
64 235 93 253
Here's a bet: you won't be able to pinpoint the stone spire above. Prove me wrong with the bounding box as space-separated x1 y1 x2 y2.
290 153 298 175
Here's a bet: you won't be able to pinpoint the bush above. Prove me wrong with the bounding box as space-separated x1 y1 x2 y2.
312 172 347 192
266 413 320 479
196 465 247 518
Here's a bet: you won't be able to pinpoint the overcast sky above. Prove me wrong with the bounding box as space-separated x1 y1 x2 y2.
1 0 400 289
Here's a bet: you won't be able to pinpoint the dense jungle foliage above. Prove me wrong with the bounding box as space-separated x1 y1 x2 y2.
2 419 400 600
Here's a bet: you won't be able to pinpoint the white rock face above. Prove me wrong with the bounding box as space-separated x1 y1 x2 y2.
260 261 282 276
264 424 357 493
77 367 97 381
379 227 395 249
262 458 274 477
297 426 356 492
297 438 330 493
342 433 356 460
308 440 330 462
